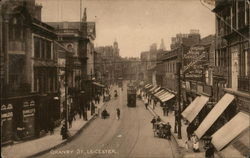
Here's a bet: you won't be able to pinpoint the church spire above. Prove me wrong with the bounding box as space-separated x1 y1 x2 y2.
82 8 87 22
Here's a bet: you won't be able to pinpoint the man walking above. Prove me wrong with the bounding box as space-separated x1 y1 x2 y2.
116 108 121 120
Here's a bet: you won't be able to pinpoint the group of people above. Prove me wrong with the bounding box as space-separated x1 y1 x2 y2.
151 116 172 140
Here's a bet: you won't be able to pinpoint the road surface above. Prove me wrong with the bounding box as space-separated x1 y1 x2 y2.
37 83 180 158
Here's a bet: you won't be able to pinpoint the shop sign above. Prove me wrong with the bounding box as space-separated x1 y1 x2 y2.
22 100 35 138
1 104 13 144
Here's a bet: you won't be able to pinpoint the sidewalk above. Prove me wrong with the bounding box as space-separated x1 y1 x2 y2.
2 98 105 158
145 98 221 158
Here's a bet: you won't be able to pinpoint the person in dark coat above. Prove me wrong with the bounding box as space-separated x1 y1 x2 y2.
116 108 121 120
49 118 55 135
151 117 156 129
156 116 161 122
205 144 215 158
60 124 67 140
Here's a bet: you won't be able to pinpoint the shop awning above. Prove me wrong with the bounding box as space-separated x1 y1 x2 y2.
182 96 201 121
149 86 158 92
154 90 165 97
194 93 235 139
92 82 105 88
145 84 152 89
181 95 209 123
156 91 168 99
211 112 249 151
153 87 161 93
161 93 175 102
159 92 171 100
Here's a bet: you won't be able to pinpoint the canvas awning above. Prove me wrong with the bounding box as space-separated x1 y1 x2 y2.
156 91 168 99
181 95 209 123
149 86 158 92
182 97 201 120
145 84 152 89
159 92 171 100
161 93 175 102
194 93 235 139
211 112 249 151
154 90 165 97
153 87 161 93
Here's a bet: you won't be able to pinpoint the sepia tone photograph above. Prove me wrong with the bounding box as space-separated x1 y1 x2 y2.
0 0 249 158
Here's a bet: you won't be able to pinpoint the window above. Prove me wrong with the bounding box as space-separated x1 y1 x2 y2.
46 41 51 59
238 1 245 29
34 37 40 58
33 37 52 59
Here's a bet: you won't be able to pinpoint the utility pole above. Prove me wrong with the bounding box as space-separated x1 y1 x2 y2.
64 52 69 138
176 61 182 139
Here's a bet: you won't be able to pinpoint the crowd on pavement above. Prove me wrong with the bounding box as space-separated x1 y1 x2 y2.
138 88 219 158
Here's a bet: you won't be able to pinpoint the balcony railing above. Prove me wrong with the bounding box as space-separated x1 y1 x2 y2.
238 76 250 93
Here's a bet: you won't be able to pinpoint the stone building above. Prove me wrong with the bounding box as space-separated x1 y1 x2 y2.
0 0 62 144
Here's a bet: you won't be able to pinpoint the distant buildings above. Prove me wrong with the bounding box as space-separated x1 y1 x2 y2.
95 41 121 85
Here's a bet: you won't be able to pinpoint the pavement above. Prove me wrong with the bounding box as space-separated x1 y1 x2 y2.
142 94 222 158
1 94 107 158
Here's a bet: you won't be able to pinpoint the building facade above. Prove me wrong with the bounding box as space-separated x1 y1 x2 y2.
1 0 61 144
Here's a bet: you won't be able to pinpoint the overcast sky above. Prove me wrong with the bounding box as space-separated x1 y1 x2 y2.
36 0 215 57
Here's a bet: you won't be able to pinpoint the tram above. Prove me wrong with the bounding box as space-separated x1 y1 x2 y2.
118 77 123 88
127 82 136 107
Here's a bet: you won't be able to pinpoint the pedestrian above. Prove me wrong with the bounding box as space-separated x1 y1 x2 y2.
116 108 121 120
151 116 156 129
156 116 161 122
68 115 73 128
60 124 67 140
205 144 215 158
185 140 189 150
166 122 171 139
192 134 200 152
144 98 148 109
165 105 169 116
49 118 55 135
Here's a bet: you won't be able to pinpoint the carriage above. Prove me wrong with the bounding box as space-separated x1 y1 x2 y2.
153 122 171 140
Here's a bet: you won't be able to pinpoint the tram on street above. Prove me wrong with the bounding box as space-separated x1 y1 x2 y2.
127 82 136 107
118 77 123 88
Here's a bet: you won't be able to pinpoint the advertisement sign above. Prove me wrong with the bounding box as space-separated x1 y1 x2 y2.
1 104 13 144
22 100 35 138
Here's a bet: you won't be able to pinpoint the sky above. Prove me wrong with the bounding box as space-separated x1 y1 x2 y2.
36 0 215 57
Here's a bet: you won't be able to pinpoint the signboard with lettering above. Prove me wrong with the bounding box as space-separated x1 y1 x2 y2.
1 104 13 144
22 100 35 138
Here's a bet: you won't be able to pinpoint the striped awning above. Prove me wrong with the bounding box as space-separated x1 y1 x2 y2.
211 112 249 151
154 90 166 98
181 95 209 123
144 84 152 89
194 93 234 139
149 86 158 92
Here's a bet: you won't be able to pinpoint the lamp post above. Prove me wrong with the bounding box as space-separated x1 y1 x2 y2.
63 52 70 139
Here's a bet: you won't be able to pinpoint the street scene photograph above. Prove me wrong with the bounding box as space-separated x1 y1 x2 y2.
0 0 249 158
